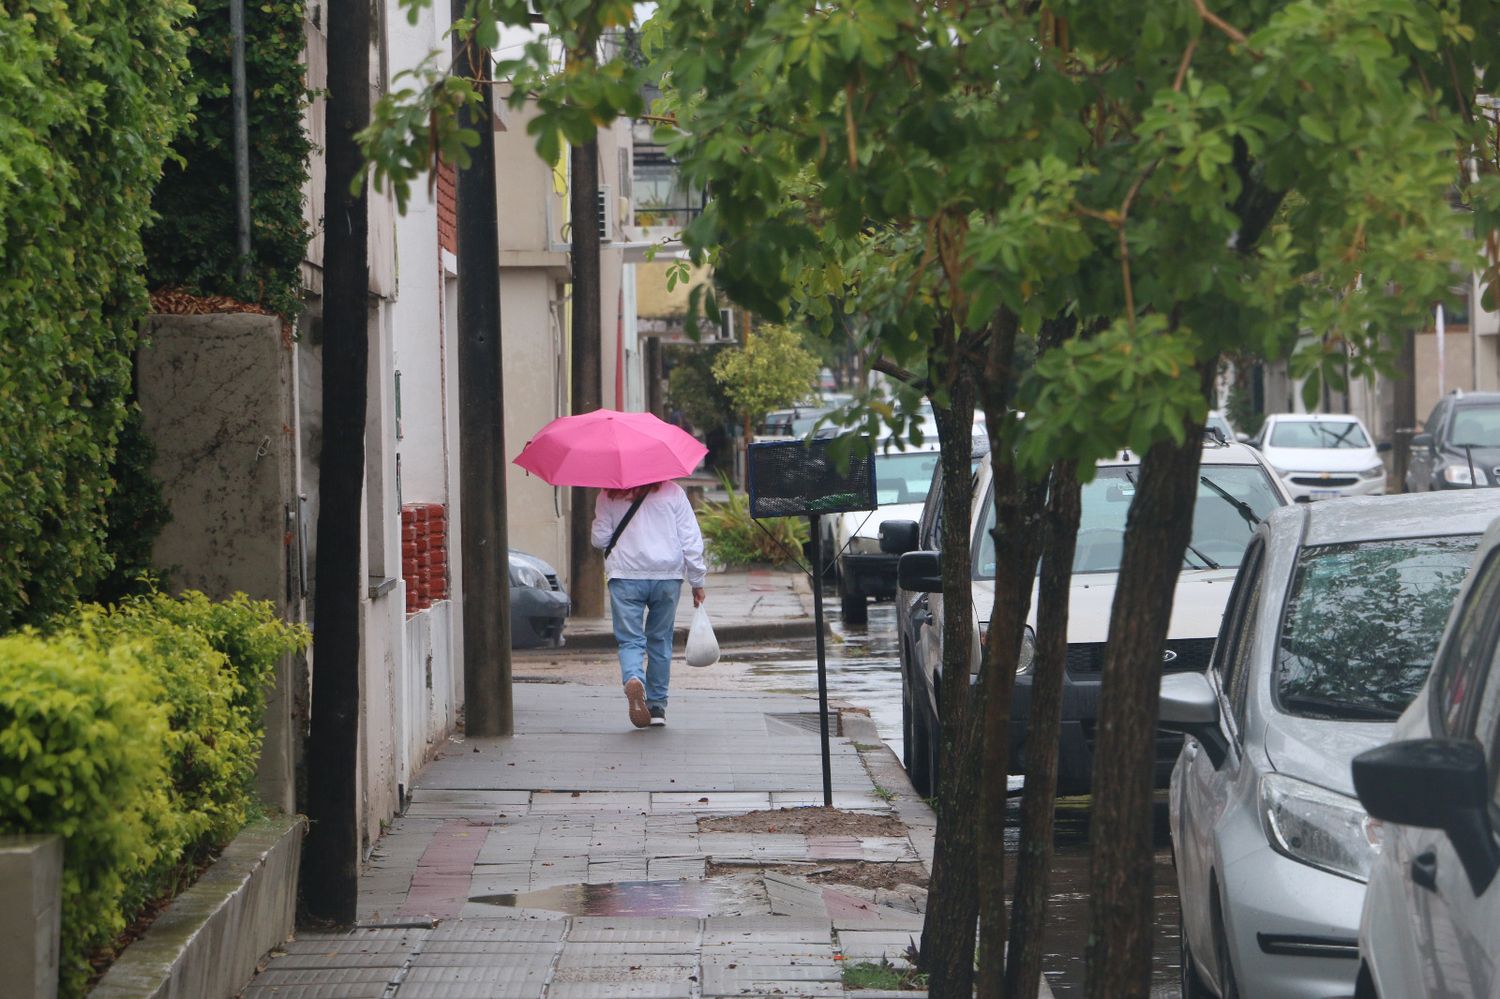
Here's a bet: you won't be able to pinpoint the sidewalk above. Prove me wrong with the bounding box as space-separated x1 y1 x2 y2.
564 566 819 650
242 683 940 998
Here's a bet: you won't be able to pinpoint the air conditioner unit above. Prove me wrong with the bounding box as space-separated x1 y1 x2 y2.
597 185 614 243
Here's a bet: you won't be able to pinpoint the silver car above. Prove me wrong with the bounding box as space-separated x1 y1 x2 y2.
1161 491 1500 999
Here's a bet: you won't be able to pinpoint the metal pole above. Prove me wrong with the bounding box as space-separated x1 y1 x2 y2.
230 0 251 281
809 513 833 807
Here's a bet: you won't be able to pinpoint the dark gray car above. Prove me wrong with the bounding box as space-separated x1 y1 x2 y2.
1406 390 1500 491
510 550 570 648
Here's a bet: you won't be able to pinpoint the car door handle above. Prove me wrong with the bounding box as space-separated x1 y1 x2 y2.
1411 850 1439 893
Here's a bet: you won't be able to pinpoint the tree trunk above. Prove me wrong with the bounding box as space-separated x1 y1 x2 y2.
301 0 369 926
1084 365 1213 998
1005 459 1081 997
974 314 1048 997
568 132 605 617
917 335 980 997
455 26 513 738
918 380 983 995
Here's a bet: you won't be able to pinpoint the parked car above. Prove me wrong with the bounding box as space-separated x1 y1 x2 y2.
1207 409 1237 444
888 434 1290 797
509 549 570 648
1350 509 1500 999
830 443 944 624
1404 388 1500 491
1160 491 1500 999
1248 412 1388 501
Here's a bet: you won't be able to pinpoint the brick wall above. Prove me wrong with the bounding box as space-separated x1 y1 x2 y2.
401 503 449 614
437 161 457 254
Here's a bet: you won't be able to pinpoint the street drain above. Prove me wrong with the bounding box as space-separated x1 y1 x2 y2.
765 711 843 737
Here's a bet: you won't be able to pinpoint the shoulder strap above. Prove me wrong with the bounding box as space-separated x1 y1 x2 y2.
604 491 649 558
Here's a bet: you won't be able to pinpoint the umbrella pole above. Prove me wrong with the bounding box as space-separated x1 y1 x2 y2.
808 513 834 807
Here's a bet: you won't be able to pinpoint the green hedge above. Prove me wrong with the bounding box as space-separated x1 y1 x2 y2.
0 0 194 630
0 593 308 998
144 0 313 319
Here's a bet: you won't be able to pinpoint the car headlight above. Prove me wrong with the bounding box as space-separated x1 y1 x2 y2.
1260 773 1378 883
977 623 1035 675
1358 464 1385 480
1443 463 1488 485
509 562 550 589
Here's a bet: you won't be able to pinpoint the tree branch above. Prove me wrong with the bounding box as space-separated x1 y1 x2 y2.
873 356 929 391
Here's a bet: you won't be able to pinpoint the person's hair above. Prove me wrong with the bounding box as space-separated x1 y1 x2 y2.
604 481 664 501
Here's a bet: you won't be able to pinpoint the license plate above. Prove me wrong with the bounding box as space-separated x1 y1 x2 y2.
1309 489 1340 499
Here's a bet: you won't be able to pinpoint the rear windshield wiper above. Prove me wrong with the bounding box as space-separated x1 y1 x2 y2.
1278 693 1402 720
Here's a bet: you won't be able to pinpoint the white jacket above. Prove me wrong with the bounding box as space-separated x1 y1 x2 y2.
590 482 708 587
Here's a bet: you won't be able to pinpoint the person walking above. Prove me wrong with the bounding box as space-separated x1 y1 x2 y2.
591 480 707 728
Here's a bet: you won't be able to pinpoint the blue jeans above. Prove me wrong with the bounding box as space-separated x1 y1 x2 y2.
609 578 682 708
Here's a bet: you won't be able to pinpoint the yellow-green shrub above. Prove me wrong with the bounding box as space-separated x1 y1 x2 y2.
0 592 308 997
0 634 176 996
697 477 809 567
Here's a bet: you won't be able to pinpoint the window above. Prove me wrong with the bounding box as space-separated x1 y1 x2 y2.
1276 536 1479 720
972 463 1282 578
1448 405 1500 448
1433 549 1500 737
1213 540 1264 739
1268 420 1371 449
1227 563 1263 735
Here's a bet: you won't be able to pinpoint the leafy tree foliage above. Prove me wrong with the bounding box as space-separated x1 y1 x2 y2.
711 324 822 424
144 0 313 319
0 0 194 630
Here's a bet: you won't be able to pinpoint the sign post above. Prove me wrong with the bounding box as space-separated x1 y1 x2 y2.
746 439 875 806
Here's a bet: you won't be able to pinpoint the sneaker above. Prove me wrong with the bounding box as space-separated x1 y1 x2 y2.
624 677 650 728
649 706 667 727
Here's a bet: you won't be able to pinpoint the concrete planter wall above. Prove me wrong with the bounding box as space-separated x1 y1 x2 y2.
91 814 304 999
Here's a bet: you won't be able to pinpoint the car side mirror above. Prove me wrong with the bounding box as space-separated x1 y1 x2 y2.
1235 432 1251 445
1157 672 1228 768
1353 739 1500 896
1412 432 1434 450
1376 440 1393 453
897 550 943 593
880 519 920 556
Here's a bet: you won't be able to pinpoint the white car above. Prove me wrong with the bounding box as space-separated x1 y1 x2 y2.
895 434 1291 795
1250 413 1388 501
1161 491 1500 999
1351 512 1500 999
831 443 944 624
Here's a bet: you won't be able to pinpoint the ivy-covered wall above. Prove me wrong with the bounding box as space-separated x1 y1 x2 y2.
145 0 312 319
0 0 195 630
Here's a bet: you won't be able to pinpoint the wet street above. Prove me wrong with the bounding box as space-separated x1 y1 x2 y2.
734 590 1183 998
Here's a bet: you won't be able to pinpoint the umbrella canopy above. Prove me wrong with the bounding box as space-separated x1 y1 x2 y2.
513 409 709 489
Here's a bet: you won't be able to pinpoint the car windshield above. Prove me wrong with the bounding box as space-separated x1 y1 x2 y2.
874 451 942 506
1449 405 1500 447
1269 420 1370 449
974 464 1284 577
1277 535 1478 720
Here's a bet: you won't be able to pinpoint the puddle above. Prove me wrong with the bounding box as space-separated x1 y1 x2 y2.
469 878 764 917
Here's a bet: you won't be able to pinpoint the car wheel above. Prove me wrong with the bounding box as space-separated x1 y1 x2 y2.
839 582 868 625
926 688 942 797
908 684 932 798
1211 895 1241 999
1179 909 1213 999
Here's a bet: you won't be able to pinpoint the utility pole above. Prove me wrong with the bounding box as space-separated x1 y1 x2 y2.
567 37 605 618
453 11 513 736
302 0 370 925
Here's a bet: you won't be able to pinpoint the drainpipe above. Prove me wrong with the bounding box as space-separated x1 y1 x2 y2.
230 0 252 281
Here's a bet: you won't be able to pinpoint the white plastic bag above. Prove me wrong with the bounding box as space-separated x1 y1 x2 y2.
685 604 720 668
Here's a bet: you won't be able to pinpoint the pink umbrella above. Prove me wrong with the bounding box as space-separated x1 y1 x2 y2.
513 409 709 489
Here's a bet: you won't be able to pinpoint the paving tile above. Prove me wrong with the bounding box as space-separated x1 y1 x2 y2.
547 984 693 999
649 792 770 812
242 984 392 999
251 968 397 988
566 916 702 942
530 791 652 812
427 919 568 942
702 916 833 945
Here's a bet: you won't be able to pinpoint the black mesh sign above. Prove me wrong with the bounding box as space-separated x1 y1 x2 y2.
747 439 876 518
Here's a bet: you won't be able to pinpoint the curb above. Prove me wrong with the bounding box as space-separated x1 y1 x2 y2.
92 813 304 999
